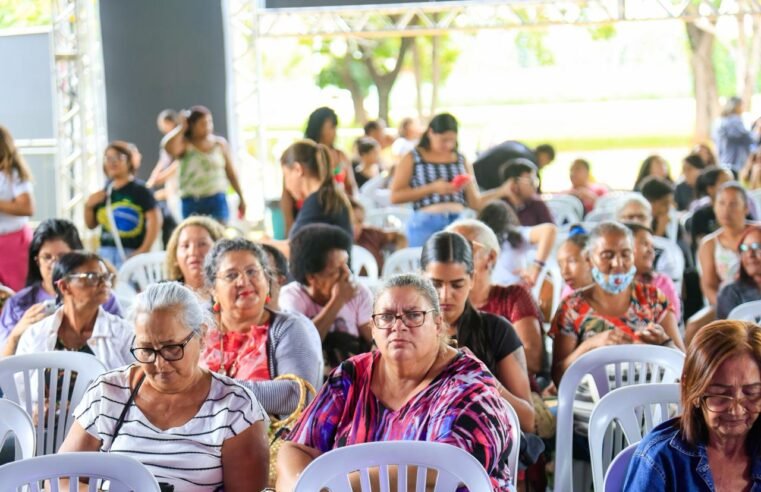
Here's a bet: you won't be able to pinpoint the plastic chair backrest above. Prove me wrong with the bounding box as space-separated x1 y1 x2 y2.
545 196 583 227
728 300 761 322
365 207 413 232
359 174 392 208
0 399 35 460
294 441 493 492
351 245 380 279
530 260 563 323
0 452 161 492
603 442 638 492
505 401 521 488
555 345 684 490
589 383 681 491
0 352 107 455
584 208 615 223
382 247 423 278
114 251 167 310
652 236 685 293
592 192 640 214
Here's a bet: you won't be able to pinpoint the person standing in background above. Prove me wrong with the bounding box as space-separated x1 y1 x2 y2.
147 109 181 246
715 96 760 174
0 126 34 291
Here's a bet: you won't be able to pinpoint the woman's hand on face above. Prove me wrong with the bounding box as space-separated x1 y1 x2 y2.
637 323 670 345
330 265 357 306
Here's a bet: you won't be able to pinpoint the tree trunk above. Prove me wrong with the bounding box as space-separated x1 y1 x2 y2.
339 55 368 125
430 35 440 116
737 11 761 111
411 38 424 120
685 19 720 143
361 37 413 125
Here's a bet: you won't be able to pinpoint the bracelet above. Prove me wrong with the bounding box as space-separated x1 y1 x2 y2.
659 337 673 346
533 259 546 268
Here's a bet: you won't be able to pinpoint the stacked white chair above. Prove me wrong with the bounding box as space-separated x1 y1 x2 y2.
293 441 493 492
0 352 107 455
114 251 167 310
555 345 684 491
603 443 638 492
351 245 379 279
589 383 681 491
0 452 161 492
728 300 761 322
382 247 423 278
0 399 35 461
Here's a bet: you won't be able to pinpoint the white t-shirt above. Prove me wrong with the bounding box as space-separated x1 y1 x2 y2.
0 169 32 234
74 366 268 491
391 137 417 160
279 281 373 338
492 226 536 286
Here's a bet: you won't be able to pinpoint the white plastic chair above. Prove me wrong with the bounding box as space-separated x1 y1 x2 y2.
382 247 423 278
0 352 107 456
365 206 413 232
652 236 685 294
359 174 392 209
530 260 564 323
0 399 35 461
728 300 761 322
555 345 684 491
294 441 493 492
584 208 615 223
114 251 167 310
504 401 521 489
589 383 681 491
592 192 640 214
0 452 161 492
351 245 379 279
603 442 638 492
545 196 584 227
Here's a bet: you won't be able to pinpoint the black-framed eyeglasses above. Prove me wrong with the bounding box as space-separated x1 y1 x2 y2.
66 272 115 286
739 242 761 256
216 267 261 284
701 393 761 413
371 310 436 330
130 332 195 363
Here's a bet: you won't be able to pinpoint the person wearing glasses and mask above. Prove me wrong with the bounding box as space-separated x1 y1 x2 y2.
0 219 122 348
60 282 270 492
717 226 761 319
625 319 761 491
276 273 514 491
5 251 131 365
199 238 323 415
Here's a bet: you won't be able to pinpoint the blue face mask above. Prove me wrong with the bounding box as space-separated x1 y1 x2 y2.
591 265 637 294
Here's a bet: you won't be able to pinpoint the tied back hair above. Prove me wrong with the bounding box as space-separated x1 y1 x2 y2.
281 139 350 216
420 231 496 371
477 200 524 249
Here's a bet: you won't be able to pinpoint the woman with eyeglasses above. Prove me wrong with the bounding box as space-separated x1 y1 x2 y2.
717 226 761 319
625 319 761 491
60 282 270 491
420 230 535 432
0 219 122 349
84 141 161 268
277 273 515 491
200 238 323 415
4 251 131 365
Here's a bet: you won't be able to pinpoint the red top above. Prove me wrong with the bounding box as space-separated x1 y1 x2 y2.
479 284 543 324
201 323 271 381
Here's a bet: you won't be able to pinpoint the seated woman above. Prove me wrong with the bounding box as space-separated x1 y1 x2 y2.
446 219 544 377
279 224 373 370
60 282 269 492
421 231 535 431
674 154 706 212
165 215 224 302
688 182 749 343
0 218 121 348
633 154 672 191
557 226 594 299
566 158 607 214
625 222 682 322
276 273 514 491
6 251 132 367
200 238 323 415
84 141 161 268
689 166 734 245
717 225 761 318
350 198 407 273
551 221 684 385
352 136 381 189
478 200 557 288
624 319 761 491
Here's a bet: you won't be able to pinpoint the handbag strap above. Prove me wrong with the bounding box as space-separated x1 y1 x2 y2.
269 374 316 432
105 182 127 262
111 372 146 445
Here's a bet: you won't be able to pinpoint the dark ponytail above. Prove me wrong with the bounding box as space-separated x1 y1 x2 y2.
418 113 458 151
420 231 496 371
477 200 524 249
281 139 350 216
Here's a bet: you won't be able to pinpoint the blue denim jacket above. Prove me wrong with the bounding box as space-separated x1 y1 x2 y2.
624 418 761 491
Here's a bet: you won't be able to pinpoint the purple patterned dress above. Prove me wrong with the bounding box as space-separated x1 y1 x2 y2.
287 350 514 490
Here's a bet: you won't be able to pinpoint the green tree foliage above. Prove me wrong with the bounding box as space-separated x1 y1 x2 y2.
0 0 50 28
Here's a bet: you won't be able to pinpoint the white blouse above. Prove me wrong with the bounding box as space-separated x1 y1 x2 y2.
74 365 268 491
0 169 32 234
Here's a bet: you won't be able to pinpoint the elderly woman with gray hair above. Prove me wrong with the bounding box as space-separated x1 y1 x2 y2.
550 221 684 385
59 282 270 491
200 237 323 415
277 273 515 491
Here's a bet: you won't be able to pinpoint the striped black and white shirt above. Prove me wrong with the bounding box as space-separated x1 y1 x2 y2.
74 365 268 491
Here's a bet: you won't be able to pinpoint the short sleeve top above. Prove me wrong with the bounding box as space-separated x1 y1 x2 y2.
93 181 157 249
0 169 32 234
480 284 543 324
289 191 353 240
74 366 267 492
549 283 670 342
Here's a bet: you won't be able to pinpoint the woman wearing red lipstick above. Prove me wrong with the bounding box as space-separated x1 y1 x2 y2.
200 238 323 415
165 216 225 302
420 230 535 432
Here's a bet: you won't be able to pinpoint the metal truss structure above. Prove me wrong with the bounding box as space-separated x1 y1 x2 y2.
51 0 107 232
